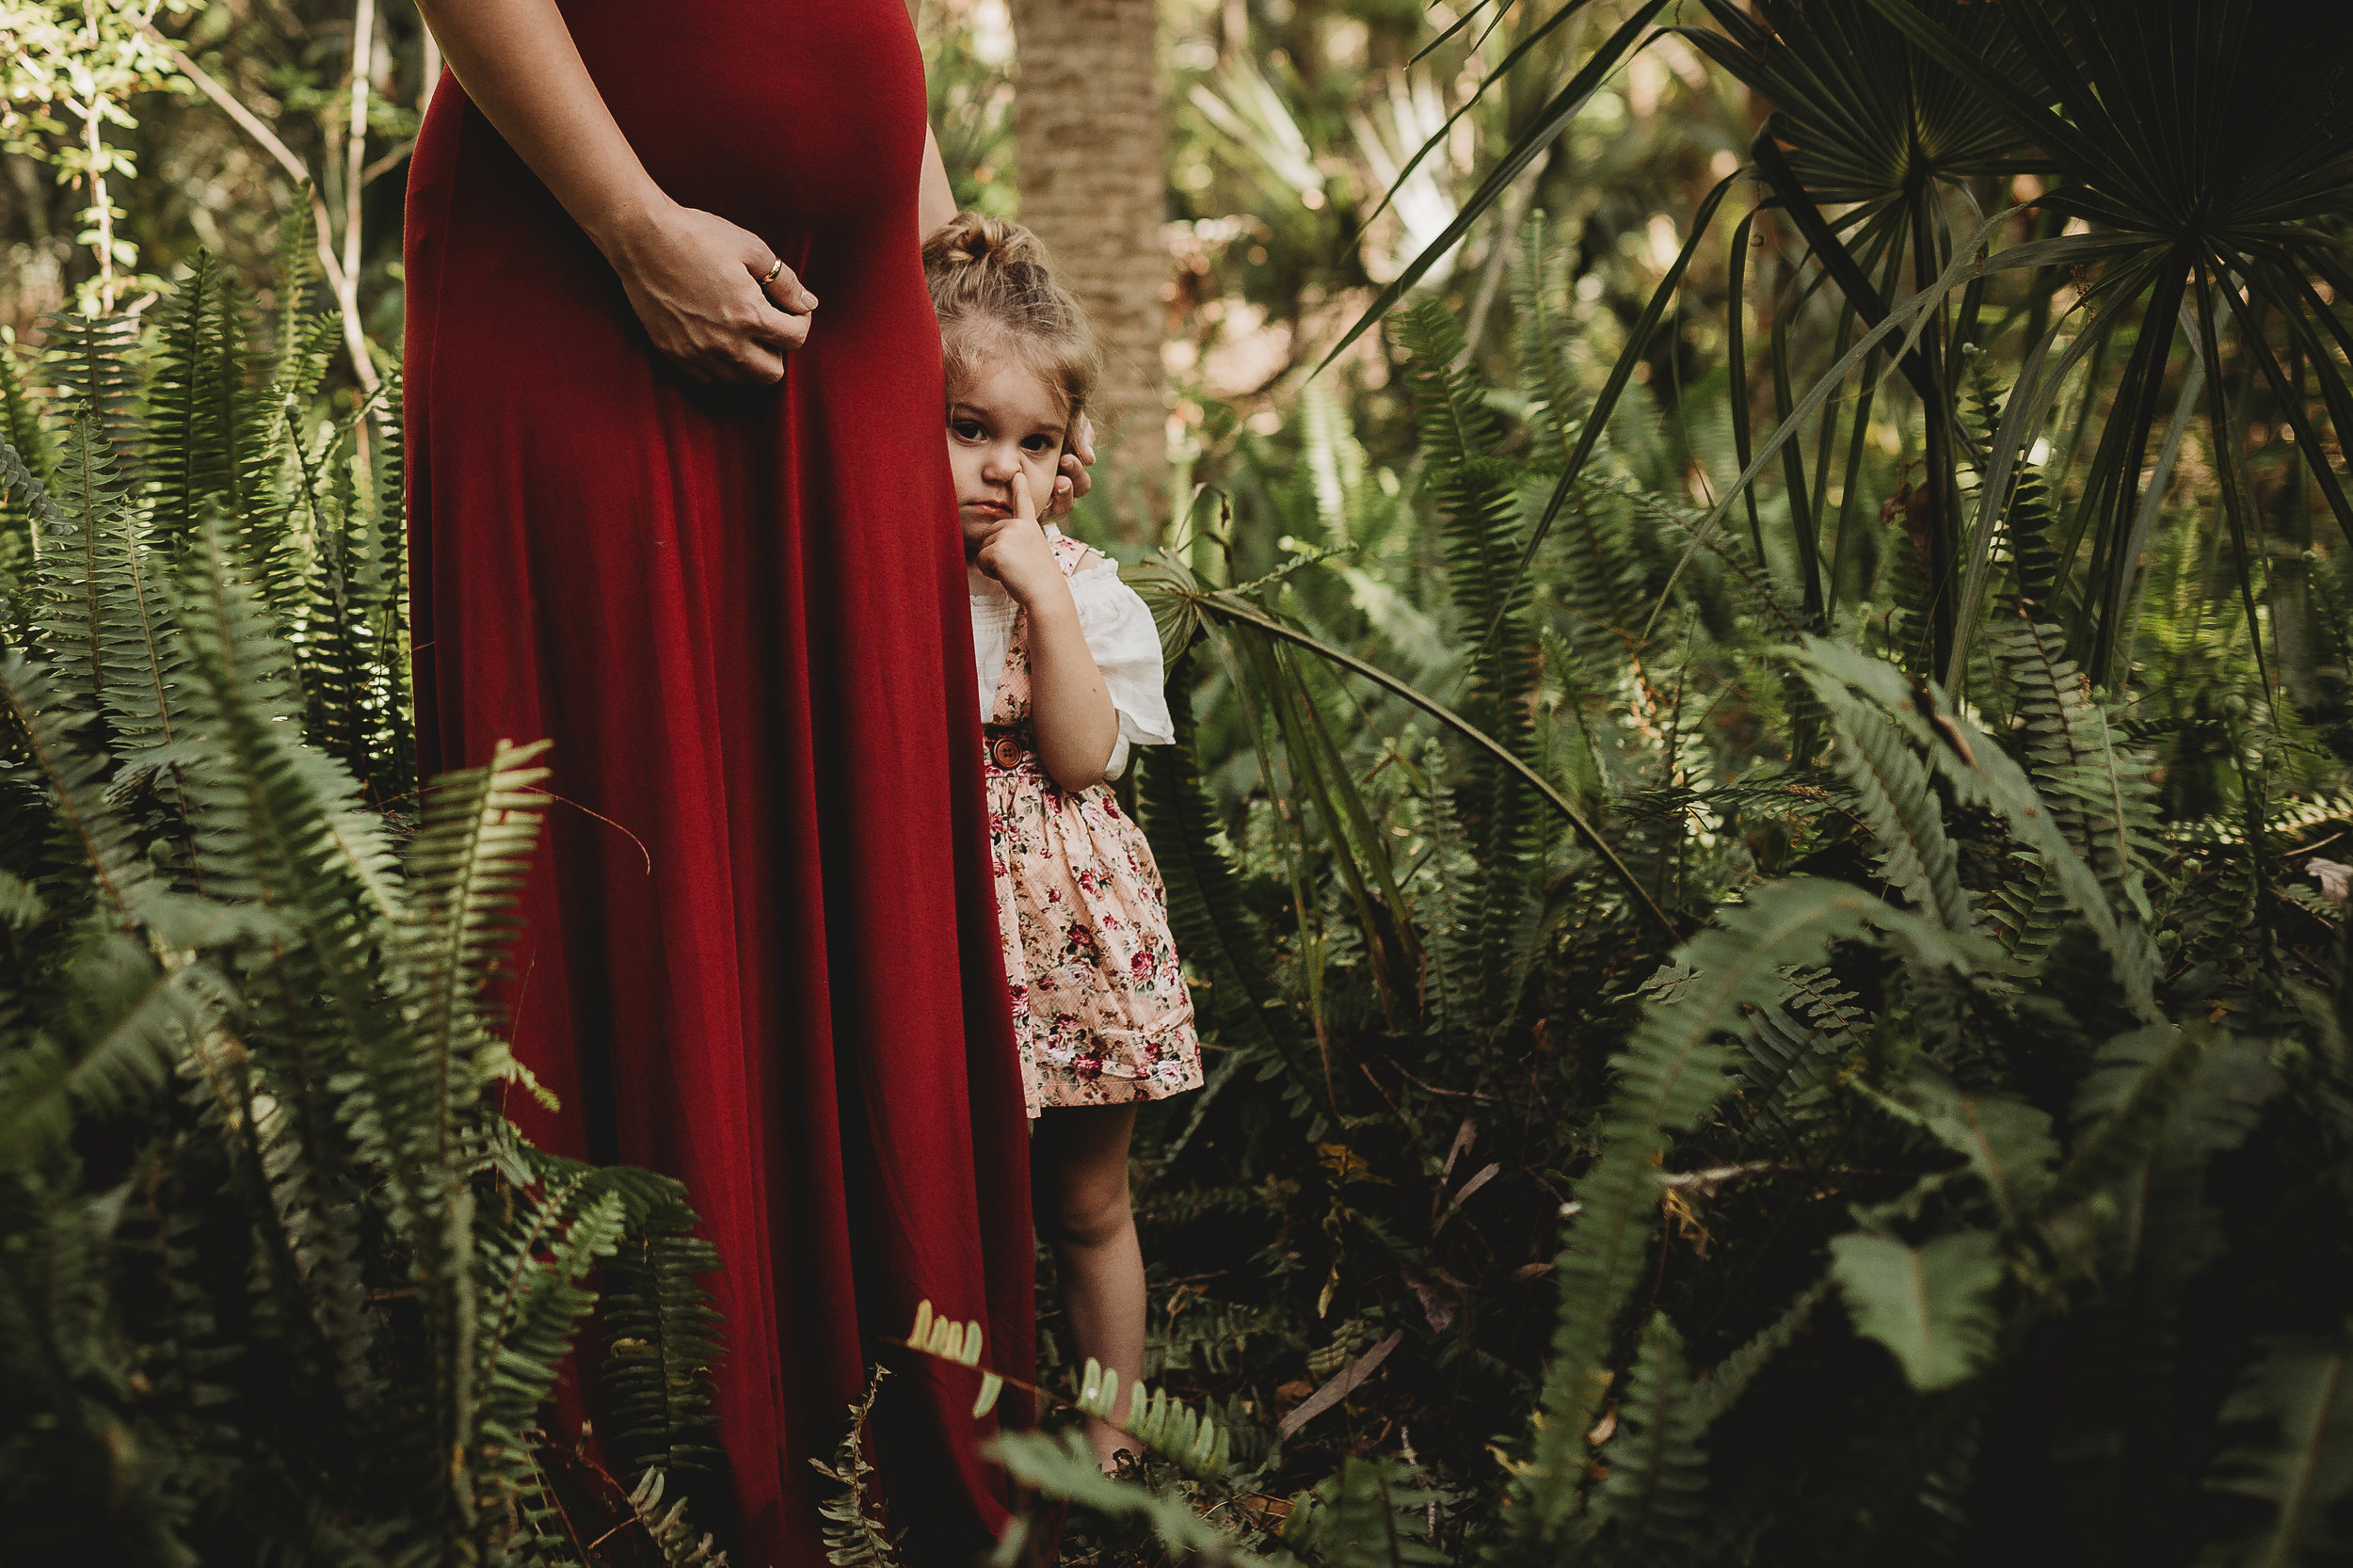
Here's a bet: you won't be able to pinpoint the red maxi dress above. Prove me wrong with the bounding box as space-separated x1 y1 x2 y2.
402 3 1034 1558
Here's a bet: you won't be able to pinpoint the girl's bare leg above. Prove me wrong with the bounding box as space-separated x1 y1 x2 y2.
1032 1102 1145 1470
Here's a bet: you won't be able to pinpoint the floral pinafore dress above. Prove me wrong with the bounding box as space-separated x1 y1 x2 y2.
984 535 1202 1117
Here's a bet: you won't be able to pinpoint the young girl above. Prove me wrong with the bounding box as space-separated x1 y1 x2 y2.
924 214 1204 1469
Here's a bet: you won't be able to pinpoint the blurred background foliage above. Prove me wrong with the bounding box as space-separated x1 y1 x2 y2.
4 2 2352 1564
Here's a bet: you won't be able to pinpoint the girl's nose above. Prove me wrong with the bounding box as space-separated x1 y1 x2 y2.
980 445 1019 482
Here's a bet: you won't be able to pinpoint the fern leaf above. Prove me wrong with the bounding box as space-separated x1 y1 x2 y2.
2043 1024 2281 1224
988 1427 1271 1563
1869 1063 2058 1228
629 1468 734 1568
1290 1453 1448 1568
0 650 160 928
1794 635 2159 1018
810 1368 898 1568
1829 1229 2004 1393
0 936 216 1164
399 736 552 1158
1521 879 1897 1538
147 252 257 555
472 1178 627 1529
1988 609 2161 920
1398 296 1544 1023
36 312 143 475
1790 657 1972 930
1687 1278 1832 1431
2198 1332 2353 1568
1590 1315 1711 1561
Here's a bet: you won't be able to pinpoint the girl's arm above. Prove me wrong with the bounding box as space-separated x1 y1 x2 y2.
414 0 817 385
973 474 1120 792
1022 589 1122 792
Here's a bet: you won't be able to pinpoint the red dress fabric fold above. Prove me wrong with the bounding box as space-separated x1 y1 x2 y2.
403 4 1034 1559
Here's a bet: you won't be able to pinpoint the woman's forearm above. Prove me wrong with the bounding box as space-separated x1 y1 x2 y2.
1024 600 1121 792
412 0 666 258
908 1 955 235
920 126 956 237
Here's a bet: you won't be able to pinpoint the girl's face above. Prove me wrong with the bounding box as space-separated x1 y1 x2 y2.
947 356 1069 557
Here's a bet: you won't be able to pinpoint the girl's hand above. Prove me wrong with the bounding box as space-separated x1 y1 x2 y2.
973 471 1065 608
604 200 818 385
1044 412 1096 521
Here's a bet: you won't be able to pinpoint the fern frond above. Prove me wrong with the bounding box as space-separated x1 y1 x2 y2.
1961 353 2067 615
1398 297 1543 1023
1791 636 2159 1017
2199 1331 2353 1568
37 312 143 474
2043 1024 2281 1225
599 1223 725 1484
0 936 216 1164
1790 657 1973 930
472 1178 627 1532
1988 608 2161 918
0 332 52 606
1590 1315 1711 1560
147 252 258 556
809 1368 898 1568
1828 1229 2004 1393
399 737 552 1161
1867 1063 2058 1228
1287 1454 1447 1568
1687 1278 1833 1430
1521 879 1903 1538
988 1427 1268 1564
0 649 159 927
1739 966 1866 1131
628 1468 733 1568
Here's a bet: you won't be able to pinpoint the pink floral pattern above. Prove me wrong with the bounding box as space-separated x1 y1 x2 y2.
984 534 1202 1117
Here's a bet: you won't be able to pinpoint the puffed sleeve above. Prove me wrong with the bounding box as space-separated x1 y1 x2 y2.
1065 552 1175 781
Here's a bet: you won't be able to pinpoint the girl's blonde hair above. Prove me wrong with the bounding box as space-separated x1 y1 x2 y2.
923 213 1099 427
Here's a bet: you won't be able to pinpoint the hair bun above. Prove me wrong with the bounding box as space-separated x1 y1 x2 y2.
922 212 1047 274
923 211 1098 425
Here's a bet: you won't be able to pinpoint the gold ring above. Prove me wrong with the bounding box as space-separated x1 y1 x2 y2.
758 258 785 287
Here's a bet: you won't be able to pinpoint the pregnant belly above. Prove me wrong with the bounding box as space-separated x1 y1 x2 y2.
562 0 925 238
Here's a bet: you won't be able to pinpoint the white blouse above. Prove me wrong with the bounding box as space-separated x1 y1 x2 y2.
969 526 1175 779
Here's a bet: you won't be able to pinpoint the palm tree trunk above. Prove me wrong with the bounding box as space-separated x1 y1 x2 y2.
1007 0 1167 540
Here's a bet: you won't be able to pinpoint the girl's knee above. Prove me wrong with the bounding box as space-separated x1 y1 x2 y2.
1044 1171 1132 1250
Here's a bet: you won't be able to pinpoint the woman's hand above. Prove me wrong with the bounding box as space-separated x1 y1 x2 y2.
972 471 1066 609
1044 412 1097 521
605 200 817 385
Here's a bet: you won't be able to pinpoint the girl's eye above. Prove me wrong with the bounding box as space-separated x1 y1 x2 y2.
950 421 985 441
1020 436 1055 454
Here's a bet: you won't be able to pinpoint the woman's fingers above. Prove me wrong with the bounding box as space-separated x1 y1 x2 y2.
755 254 820 314
613 204 822 385
1054 413 1097 513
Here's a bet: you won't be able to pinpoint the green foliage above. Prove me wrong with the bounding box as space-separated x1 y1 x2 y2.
1096 250 2345 1559
810 1368 900 1568
2199 1332 2353 1568
1827 1231 2003 1393
0 255 724 1566
9 5 2350 1565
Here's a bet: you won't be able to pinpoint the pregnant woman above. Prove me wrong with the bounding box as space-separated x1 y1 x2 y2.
405 2 1039 1556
